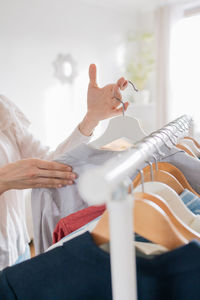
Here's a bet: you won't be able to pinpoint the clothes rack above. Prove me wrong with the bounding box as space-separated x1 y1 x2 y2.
78 115 192 300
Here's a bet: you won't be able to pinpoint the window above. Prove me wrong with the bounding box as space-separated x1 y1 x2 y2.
168 12 200 138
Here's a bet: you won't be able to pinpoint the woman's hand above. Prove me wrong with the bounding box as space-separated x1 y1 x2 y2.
79 64 129 136
0 158 77 194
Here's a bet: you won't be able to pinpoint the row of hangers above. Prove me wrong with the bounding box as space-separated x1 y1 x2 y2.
91 114 200 158
90 115 200 251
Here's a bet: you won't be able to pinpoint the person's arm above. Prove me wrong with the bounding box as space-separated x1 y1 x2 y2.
0 65 128 194
0 158 77 195
15 64 128 161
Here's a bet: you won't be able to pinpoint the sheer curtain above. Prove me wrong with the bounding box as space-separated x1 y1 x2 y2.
156 1 200 129
155 3 184 128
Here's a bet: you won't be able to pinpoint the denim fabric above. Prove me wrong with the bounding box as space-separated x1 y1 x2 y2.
180 189 200 215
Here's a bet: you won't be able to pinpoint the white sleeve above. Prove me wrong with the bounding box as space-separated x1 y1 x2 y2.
0 95 92 161
15 125 92 160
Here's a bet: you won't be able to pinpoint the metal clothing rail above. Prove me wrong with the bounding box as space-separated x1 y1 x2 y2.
78 115 192 300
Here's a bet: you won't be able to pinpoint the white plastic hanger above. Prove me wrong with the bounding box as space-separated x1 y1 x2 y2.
90 115 147 148
179 138 200 158
134 181 200 233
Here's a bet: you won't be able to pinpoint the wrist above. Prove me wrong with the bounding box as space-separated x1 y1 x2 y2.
0 181 8 195
79 113 99 137
0 168 9 195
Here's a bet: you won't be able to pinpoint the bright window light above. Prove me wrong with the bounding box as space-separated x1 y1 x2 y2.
169 14 200 137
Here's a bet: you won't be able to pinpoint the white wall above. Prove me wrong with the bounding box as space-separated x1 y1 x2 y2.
0 0 138 148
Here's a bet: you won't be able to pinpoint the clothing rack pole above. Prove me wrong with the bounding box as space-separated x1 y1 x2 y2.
78 114 192 300
107 181 137 300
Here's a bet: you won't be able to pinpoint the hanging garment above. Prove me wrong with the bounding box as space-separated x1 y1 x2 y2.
48 216 101 252
0 95 91 270
52 187 200 245
180 189 200 214
53 205 106 243
1 231 200 300
158 145 200 194
32 143 200 254
50 214 156 254
31 144 126 254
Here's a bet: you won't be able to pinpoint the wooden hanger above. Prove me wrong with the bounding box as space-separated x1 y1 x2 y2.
133 162 200 197
176 144 197 158
135 192 200 241
184 136 200 149
134 182 197 233
90 116 146 148
132 162 184 195
91 198 188 250
179 138 200 157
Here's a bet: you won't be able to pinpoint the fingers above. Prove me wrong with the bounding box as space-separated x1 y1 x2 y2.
37 169 77 181
112 101 129 116
113 85 122 101
36 159 72 172
89 64 97 87
117 77 128 90
30 177 75 189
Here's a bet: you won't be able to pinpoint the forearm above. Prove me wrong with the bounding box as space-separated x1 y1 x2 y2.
16 125 92 162
0 185 6 195
0 174 8 195
78 113 99 137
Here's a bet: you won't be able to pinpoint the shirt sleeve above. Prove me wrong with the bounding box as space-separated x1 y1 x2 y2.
0 94 92 161
14 125 92 161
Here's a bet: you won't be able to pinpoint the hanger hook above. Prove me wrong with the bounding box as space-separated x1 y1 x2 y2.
149 132 172 150
114 97 125 117
137 169 144 193
122 176 134 195
180 117 191 134
128 80 139 92
152 154 158 171
165 127 178 139
178 119 187 131
142 136 166 156
145 160 154 181
155 130 174 148
124 176 134 196
160 128 177 146
170 121 184 133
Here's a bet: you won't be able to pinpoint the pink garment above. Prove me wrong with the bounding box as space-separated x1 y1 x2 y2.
53 205 106 243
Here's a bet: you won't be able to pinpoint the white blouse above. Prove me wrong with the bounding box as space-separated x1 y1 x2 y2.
0 95 91 270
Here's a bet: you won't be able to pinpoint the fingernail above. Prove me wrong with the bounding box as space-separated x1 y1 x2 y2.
71 173 77 179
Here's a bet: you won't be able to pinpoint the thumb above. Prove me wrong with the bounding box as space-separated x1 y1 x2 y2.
89 64 97 86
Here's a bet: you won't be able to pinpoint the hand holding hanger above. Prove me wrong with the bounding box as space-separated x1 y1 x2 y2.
79 64 129 136
90 79 147 148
